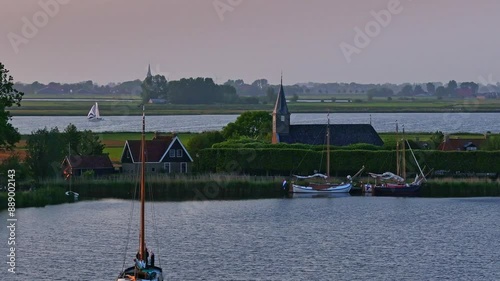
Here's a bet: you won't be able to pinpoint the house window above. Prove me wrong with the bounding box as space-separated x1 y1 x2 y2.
281 116 285 122
164 162 171 173
181 162 187 173
177 149 183 157
169 149 175 157
152 167 156 172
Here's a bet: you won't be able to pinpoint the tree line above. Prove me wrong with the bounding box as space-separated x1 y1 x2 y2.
366 80 490 99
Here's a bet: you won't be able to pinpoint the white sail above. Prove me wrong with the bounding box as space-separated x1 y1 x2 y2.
293 173 328 179
94 102 100 118
87 104 96 119
87 102 102 121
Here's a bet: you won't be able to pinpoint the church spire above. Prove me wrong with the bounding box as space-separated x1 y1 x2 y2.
147 64 152 78
274 73 289 115
272 73 290 144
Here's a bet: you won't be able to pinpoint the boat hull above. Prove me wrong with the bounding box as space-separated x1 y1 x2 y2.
292 182 352 193
117 266 164 281
372 183 421 196
88 117 103 122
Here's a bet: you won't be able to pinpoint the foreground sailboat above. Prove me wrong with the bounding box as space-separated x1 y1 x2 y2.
291 115 363 194
87 102 103 122
117 106 164 281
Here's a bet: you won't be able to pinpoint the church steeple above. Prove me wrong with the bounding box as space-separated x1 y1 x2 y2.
272 74 291 144
147 64 152 78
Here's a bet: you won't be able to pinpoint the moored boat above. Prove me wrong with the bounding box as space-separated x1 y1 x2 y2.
366 123 429 196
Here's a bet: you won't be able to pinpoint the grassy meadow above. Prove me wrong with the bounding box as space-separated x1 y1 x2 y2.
9 95 500 116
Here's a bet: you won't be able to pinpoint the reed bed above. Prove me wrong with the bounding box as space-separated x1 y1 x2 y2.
2 175 499 210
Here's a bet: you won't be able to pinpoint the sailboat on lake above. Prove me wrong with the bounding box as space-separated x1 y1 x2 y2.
366 123 429 196
117 106 164 281
291 115 364 193
87 102 103 122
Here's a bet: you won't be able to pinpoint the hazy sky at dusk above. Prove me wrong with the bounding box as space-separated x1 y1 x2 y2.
1 0 499 85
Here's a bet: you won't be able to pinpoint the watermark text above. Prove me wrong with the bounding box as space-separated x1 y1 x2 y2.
6 170 17 274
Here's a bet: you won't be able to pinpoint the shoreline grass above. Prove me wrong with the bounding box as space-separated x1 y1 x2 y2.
2 175 499 210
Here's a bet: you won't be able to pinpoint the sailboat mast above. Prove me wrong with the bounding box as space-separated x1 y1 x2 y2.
326 113 330 178
396 121 400 177
139 105 146 260
402 125 406 180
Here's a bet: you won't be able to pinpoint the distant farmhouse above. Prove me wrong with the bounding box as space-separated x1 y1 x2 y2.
438 135 486 151
121 133 193 174
271 78 383 146
61 155 115 177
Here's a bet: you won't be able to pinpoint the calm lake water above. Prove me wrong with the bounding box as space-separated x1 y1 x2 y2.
1 197 499 280
10 112 500 134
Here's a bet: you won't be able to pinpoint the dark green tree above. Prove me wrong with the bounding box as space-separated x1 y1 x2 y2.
79 130 105 155
0 154 28 181
64 123 81 155
141 74 168 103
399 84 414 96
481 135 500 151
251 79 268 90
26 126 104 180
26 127 65 180
222 111 272 140
447 80 458 97
220 84 239 103
0 63 24 150
430 131 444 149
426 82 435 94
186 131 226 156
266 87 276 103
169 78 222 104
435 86 447 97
414 85 425 95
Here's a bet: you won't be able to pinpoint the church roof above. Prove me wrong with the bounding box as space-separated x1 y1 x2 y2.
277 124 384 146
273 77 289 115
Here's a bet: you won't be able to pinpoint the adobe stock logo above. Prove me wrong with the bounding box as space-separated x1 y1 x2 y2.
340 0 409 63
7 0 71 54
213 0 243 22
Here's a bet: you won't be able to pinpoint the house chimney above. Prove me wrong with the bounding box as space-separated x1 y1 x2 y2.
444 134 449 142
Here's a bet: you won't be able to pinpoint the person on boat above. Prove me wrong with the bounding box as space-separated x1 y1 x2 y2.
282 179 287 190
134 257 146 269
151 251 155 267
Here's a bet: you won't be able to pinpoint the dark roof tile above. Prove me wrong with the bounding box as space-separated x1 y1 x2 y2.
278 124 384 146
66 155 114 169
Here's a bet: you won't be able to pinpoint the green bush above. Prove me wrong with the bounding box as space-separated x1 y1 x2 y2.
195 148 500 176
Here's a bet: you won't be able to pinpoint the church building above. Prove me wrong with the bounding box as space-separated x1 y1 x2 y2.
271 79 384 146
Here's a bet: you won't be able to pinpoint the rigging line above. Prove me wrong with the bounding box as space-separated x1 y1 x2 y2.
147 175 163 269
121 170 140 271
144 138 163 269
290 125 328 175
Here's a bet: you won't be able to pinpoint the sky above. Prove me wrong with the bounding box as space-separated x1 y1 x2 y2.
1 0 500 85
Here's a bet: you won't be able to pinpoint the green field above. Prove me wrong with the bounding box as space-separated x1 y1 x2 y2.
8 96 500 116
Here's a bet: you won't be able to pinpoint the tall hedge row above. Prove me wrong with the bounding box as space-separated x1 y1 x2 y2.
195 148 500 176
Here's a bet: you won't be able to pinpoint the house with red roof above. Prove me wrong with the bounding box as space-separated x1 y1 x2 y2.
437 136 486 151
61 155 115 177
121 134 193 174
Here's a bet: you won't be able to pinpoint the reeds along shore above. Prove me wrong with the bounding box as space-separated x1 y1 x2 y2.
1 175 499 210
